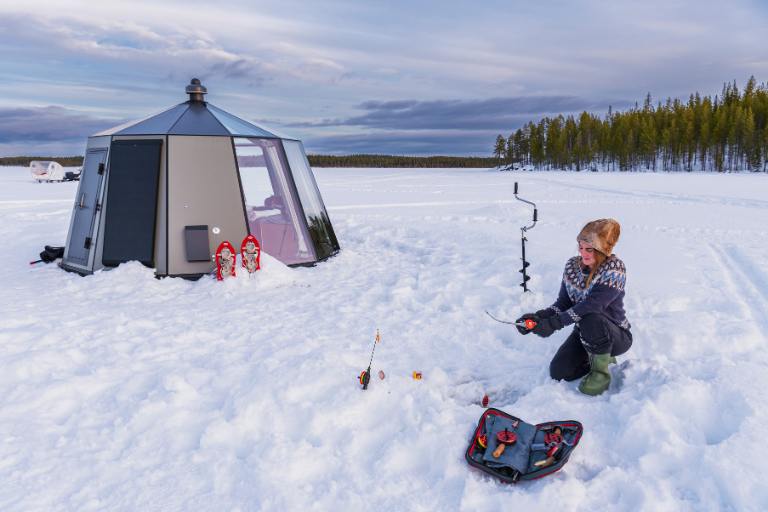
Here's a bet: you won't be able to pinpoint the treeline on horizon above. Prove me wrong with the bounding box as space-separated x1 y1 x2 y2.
0 156 84 167
1 154 497 168
307 154 497 168
494 77 768 172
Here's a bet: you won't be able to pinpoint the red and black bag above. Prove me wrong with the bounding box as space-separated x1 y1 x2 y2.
465 408 583 483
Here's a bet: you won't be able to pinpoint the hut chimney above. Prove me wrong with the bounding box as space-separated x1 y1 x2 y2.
185 78 207 103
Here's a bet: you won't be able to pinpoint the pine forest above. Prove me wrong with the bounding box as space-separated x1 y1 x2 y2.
494 77 768 172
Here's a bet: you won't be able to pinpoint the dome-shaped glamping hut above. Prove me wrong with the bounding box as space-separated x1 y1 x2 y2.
61 79 339 278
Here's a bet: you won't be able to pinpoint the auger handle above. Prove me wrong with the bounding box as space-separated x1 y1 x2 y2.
513 182 537 232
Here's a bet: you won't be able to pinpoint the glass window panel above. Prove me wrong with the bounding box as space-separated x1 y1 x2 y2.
234 138 314 265
282 140 339 260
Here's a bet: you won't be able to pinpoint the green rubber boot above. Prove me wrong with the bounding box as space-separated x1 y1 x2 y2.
578 353 613 396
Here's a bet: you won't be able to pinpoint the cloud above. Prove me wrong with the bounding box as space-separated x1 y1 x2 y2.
0 94 630 157
304 130 501 156
0 12 271 92
291 96 631 131
0 9 345 94
1 0 765 156
276 94 635 155
0 106 120 144
207 59 267 83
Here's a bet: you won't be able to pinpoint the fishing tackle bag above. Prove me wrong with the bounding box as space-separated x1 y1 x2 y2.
465 408 583 483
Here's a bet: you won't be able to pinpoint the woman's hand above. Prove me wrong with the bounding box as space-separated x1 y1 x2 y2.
532 315 564 338
515 313 538 335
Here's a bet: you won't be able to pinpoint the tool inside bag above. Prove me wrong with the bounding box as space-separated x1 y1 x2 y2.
465 408 583 483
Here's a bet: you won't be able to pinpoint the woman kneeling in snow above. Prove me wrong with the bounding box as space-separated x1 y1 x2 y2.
517 219 632 396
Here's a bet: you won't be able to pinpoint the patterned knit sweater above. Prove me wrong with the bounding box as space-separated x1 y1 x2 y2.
549 255 631 330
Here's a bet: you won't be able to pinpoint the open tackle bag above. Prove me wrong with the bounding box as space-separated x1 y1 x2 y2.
465 408 583 483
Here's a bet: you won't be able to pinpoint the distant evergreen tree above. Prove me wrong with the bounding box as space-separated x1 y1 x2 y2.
505 134 516 165
494 135 506 164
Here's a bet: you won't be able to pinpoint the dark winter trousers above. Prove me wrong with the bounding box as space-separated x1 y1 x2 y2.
549 313 633 382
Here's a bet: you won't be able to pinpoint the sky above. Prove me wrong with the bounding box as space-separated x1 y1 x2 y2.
1 0 767 156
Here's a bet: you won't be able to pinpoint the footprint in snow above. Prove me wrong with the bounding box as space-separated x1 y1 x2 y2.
607 360 631 394
479 386 525 408
446 377 527 408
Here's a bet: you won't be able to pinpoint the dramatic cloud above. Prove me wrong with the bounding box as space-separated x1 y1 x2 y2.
294 96 631 131
0 12 271 89
304 131 500 156
0 106 120 144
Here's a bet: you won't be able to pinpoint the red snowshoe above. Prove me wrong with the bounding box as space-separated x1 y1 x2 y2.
215 241 236 280
240 235 261 274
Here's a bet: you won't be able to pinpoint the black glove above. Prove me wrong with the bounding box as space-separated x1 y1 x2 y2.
531 315 564 338
515 313 538 335
535 308 555 319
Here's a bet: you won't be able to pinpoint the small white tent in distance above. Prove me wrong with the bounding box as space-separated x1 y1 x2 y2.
60 79 340 278
30 160 65 182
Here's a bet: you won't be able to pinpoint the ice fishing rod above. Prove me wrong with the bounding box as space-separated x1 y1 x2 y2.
514 182 537 292
484 310 537 330
359 329 381 390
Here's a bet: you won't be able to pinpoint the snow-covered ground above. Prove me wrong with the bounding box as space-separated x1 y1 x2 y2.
1 166 767 511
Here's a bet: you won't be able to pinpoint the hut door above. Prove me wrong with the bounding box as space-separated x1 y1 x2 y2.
102 140 162 267
66 148 108 267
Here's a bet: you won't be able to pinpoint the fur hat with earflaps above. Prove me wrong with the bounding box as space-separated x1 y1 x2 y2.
577 219 621 256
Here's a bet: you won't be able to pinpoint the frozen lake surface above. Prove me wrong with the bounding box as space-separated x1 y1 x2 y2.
1 166 767 511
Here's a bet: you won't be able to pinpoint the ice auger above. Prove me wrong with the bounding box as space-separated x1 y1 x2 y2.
514 182 537 292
